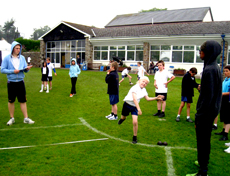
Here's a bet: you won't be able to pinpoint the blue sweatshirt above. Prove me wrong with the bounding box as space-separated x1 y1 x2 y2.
69 58 81 78
1 41 29 82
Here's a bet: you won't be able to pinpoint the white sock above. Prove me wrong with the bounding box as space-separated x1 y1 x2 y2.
177 115 180 117
187 116 190 119
214 124 217 127
46 84 49 91
41 84 44 90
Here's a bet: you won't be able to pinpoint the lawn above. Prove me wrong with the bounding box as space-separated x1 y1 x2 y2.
0 68 229 176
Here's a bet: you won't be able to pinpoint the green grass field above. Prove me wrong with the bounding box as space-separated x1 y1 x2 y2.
0 68 229 176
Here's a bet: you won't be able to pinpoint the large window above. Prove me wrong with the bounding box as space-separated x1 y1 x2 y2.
46 40 85 65
151 45 200 63
93 45 143 61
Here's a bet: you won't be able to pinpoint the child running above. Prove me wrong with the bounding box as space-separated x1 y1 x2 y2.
39 61 49 93
69 58 81 97
118 76 164 144
119 67 133 86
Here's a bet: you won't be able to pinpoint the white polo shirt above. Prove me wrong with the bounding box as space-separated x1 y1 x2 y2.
121 68 129 76
154 69 174 93
124 84 148 107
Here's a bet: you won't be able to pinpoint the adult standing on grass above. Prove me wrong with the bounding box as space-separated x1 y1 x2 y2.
105 61 119 120
1 41 34 125
69 58 81 97
118 76 164 144
46 57 57 90
153 60 175 118
176 67 200 123
186 41 222 176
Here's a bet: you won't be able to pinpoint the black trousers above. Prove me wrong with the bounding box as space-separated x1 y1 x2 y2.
71 77 77 94
195 116 214 172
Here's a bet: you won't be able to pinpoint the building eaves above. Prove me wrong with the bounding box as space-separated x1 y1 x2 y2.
93 21 230 38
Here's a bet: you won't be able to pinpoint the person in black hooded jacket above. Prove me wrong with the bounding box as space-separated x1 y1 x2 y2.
186 41 222 176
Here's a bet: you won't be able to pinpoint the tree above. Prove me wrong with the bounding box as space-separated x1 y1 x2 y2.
139 7 167 13
30 25 51 40
1 19 20 43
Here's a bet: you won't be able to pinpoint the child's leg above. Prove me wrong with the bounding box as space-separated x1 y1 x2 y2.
162 101 166 112
119 78 124 84
132 115 138 136
40 82 44 91
186 103 191 117
177 101 185 115
112 104 117 115
157 100 162 110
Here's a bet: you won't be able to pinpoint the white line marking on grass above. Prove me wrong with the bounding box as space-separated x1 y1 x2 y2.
0 123 83 131
79 117 197 176
0 138 108 150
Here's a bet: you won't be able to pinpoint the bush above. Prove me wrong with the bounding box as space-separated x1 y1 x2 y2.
15 37 40 52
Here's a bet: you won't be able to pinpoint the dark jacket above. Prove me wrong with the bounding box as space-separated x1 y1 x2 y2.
181 71 199 97
196 41 222 120
41 67 49 77
105 70 119 95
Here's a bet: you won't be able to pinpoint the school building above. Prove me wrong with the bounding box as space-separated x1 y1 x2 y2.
39 7 230 75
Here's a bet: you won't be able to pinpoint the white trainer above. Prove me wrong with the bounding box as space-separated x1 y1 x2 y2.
46 90 49 93
108 115 118 120
24 118 35 124
224 147 230 153
39 90 43 92
7 118 15 126
105 114 113 118
225 142 230 147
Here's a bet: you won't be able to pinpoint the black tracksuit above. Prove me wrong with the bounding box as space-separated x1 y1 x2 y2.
195 41 222 174
105 70 119 95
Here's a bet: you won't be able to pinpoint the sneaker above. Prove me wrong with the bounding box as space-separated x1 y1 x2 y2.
105 114 113 118
7 118 15 126
176 116 180 122
24 118 35 124
224 147 230 153
215 131 224 135
219 136 228 141
153 112 161 116
158 112 165 118
39 90 43 92
118 118 126 125
46 90 49 93
130 82 134 85
50 87 52 90
108 115 118 120
186 118 193 123
70 94 73 97
212 125 218 130
132 140 137 144
225 142 230 147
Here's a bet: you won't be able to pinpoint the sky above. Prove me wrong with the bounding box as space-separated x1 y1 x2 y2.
0 0 229 39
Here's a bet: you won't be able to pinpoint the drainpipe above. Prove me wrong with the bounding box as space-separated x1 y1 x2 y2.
221 34 225 73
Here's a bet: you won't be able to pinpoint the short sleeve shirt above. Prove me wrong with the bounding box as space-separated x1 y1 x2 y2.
123 84 148 106
154 69 174 93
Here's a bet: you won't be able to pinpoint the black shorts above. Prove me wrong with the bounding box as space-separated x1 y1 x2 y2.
47 76 52 81
121 102 138 116
7 81 27 103
41 75 48 81
155 92 167 101
220 96 230 124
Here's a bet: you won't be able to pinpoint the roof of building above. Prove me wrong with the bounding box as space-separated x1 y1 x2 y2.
92 21 230 38
105 7 212 27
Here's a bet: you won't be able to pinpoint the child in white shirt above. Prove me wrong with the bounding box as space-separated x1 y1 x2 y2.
153 60 175 118
135 62 149 80
118 76 164 144
119 67 133 85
